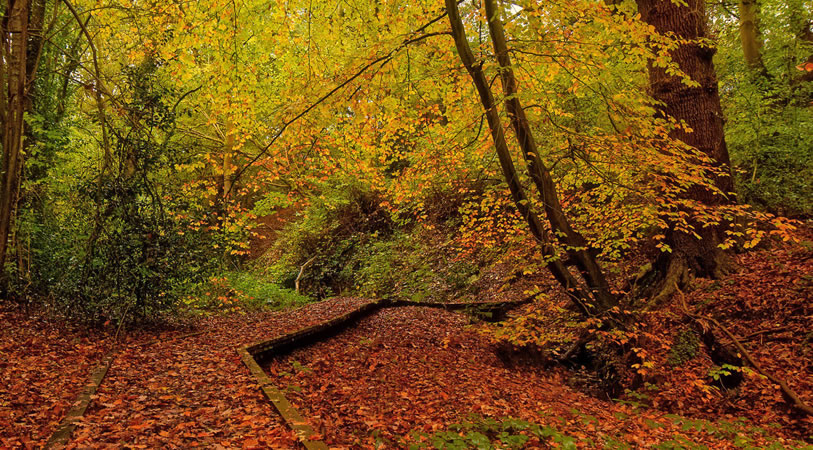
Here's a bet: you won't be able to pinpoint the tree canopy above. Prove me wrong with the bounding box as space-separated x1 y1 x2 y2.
1 0 811 446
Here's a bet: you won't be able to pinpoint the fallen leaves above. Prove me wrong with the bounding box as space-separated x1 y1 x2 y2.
267 306 797 447
1 297 373 447
643 230 813 437
0 308 111 447
3 234 810 449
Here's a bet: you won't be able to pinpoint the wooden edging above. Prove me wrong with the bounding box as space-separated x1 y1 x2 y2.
45 328 210 448
238 347 329 450
45 352 115 449
247 299 386 364
41 296 533 449
239 295 535 449
238 299 388 449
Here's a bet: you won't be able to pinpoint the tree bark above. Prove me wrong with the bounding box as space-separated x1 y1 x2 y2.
222 122 235 200
446 0 614 316
635 0 735 291
0 0 31 276
737 0 766 73
13 0 46 277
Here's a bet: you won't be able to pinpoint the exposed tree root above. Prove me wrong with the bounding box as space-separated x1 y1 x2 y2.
632 244 736 308
677 288 813 417
650 255 691 306
557 333 594 364
628 255 690 308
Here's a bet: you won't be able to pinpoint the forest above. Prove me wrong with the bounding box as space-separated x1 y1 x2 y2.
1 0 811 447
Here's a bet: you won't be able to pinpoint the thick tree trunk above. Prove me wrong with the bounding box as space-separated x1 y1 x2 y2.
446 0 615 315
14 0 46 277
0 0 31 276
635 0 735 291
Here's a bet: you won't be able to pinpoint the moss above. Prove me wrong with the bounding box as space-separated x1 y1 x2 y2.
667 329 700 366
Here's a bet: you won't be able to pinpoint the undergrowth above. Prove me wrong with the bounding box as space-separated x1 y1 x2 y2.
185 270 310 313
398 413 808 449
263 182 490 302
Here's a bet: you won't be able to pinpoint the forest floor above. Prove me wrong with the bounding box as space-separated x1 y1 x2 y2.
268 305 809 448
1 298 372 448
1 234 811 448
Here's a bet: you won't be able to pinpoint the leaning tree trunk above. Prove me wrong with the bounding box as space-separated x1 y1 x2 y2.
0 0 31 278
446 0 617 316
482 0 616 311
635 0 736 301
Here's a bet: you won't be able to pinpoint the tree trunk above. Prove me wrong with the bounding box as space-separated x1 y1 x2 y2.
482 0 617 312
0 0 31 277
738 0 766 73
223 124 235 200
446 0 614 316
56 18 90 119
635 0 736 295
13 0 46 279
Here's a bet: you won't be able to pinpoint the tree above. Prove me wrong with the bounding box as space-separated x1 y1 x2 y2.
446 0 617 315
0 0 31 279
738 0 767 73
0 0 47 285
635 0 737 298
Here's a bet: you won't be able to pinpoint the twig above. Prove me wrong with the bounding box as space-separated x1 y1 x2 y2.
742 327 788 341
295 256 317 294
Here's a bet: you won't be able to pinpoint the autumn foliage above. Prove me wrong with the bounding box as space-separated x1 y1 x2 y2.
1 0 812 447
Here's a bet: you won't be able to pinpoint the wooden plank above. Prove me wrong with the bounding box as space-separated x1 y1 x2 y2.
45 352 115 449
247 299 386 361
239 300 393 449
239 347 328 450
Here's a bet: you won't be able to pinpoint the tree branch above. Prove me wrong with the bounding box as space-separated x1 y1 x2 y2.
226 14 453 196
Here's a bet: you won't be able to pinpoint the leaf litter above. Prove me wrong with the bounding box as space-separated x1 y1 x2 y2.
268 306 808 448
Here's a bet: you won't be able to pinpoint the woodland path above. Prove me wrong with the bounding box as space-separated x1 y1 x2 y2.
2 298 375 447
1 294 806 448
263 305 802 448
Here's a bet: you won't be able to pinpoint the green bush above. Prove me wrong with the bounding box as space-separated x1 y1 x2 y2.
189 270 310 312
267 182 488 302
714 7 813 218
20 60 227 325
265 181 395 298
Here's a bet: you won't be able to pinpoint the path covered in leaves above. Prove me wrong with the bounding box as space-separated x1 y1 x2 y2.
268 306 803 448
0 310 111 447
1 298 373 448
2 263 809 448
